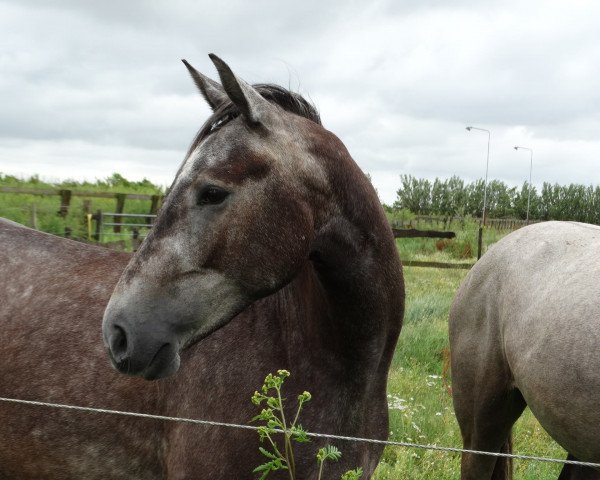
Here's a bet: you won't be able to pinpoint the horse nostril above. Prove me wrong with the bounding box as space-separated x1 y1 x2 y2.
109 324 129 361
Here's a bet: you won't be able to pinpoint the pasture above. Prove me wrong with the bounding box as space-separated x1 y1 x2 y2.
374 256 567 479
0 176 576 477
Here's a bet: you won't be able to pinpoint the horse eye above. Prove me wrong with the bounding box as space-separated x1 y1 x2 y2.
197 186 229 206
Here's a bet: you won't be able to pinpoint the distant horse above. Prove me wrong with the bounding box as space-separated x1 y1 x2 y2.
450 221 600 479
0 55 404 479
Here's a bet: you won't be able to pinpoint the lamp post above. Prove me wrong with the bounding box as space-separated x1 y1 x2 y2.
514 146 533 225
466 126 491 259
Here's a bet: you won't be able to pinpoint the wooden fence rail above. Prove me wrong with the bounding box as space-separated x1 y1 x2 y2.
92 211 155 234
402 260 474 270
392 228 455 239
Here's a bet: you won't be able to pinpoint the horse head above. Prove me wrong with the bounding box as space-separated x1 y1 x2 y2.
102 55 344 380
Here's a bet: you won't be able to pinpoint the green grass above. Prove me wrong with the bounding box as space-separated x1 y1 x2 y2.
374 264 566 479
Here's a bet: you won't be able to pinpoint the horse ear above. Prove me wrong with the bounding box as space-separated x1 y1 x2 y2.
181 59 228 112
208 53 271 126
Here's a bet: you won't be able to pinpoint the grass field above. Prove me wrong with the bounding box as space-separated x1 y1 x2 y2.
373 258 567 479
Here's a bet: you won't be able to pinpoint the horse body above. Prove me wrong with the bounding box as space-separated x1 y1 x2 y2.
450 221 600 479
0 55 403 478
0 220 164 479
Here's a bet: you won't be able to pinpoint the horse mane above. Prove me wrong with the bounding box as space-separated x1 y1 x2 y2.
187 84 321 158
251 84 321 125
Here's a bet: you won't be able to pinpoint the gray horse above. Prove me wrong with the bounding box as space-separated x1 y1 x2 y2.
450 221 600 479
0 55 404 478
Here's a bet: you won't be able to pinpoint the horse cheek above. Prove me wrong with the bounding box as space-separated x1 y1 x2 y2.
236 199 312 296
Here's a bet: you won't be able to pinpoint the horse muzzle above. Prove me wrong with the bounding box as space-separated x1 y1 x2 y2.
101 271 248 380
103 313 181 380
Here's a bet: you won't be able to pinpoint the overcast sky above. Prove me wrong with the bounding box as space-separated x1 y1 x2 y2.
1 0 599 204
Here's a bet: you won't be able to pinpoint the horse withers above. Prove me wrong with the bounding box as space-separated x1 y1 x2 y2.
0 55 404 479
450 221 600 479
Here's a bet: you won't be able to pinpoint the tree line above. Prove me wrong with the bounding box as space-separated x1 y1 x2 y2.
393 175 600 224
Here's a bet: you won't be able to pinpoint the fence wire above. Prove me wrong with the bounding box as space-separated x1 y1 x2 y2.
1 396 599 469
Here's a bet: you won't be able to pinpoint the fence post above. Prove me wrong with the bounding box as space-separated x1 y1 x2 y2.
93 210 102 242
58 189 72 217
82 200 91 239
114 194 126 233
30 204 38 230
149 195 160 216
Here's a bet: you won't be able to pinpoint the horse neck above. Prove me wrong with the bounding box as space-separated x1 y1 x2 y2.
313 152 404 341
263 189 404 382
244 128 404 381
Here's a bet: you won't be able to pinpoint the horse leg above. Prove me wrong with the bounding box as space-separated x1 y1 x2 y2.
453 368 526 480
557 454 600 480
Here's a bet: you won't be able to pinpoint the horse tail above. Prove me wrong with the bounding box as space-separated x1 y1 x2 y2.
491 434 513 480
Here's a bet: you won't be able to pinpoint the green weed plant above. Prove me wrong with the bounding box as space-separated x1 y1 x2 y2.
251 370 362 480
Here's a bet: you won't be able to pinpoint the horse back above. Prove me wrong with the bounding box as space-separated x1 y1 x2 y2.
1 218 130 308
0 220 168 479
451 221 600 339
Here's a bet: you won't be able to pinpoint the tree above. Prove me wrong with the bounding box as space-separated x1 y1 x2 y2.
394 175 432 215
513 182 540 220
391 175 598 225
464 179 485 217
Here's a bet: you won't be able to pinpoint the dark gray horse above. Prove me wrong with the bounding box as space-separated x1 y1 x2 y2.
0 55 404 479
450 221 600 479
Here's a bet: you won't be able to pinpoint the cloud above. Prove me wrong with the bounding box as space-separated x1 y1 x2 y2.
1 0 599 204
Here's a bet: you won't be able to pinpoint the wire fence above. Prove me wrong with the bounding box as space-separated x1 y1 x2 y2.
1 396 599 469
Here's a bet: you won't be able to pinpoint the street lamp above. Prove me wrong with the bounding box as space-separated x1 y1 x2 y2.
466 126 491 259
514 146 534 225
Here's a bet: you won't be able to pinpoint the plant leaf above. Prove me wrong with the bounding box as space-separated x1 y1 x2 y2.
258 447 279 460
340 468 363 480
291 424 310 443
317 445 342 462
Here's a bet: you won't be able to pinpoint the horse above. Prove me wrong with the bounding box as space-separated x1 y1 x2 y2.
0 54 404 479
449 221 600 480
